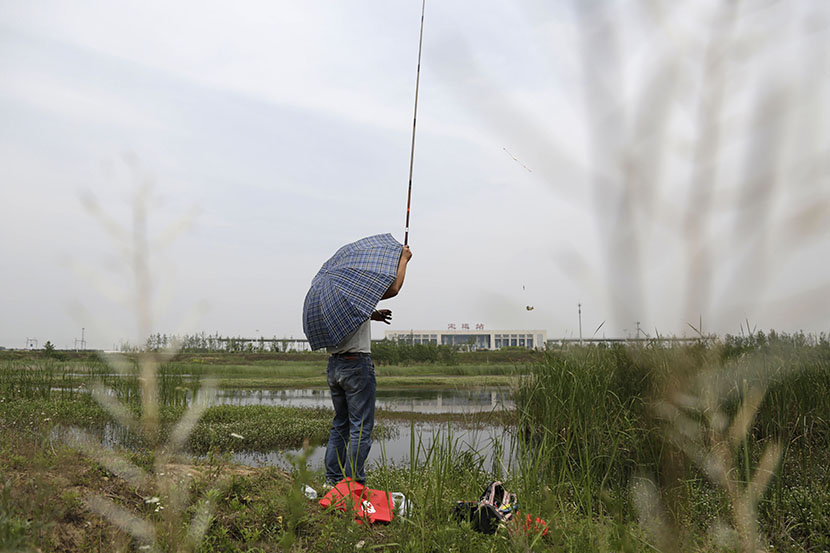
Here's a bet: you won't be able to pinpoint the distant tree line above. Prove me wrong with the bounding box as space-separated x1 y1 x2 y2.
114 329 830 360
119 332 310 353
118 333 462 362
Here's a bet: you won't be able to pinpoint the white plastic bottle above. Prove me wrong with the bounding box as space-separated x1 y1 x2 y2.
390 492 411 516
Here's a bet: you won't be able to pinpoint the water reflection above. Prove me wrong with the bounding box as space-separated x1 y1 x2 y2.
50 386 517 470
236 420 516 473
214 387 513 414
48 386 514 414
53 419 516 473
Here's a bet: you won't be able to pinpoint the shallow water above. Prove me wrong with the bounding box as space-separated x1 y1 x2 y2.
53 418 517 473
220 387 516 470
214 387 513 414
51 386 514 414
50 386 517 470
236 420 516 473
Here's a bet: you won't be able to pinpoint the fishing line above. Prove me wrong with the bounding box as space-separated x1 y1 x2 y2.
503 147 533 173
404 0 425 246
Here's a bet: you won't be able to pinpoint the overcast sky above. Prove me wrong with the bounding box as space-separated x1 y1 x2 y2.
1 0 829 349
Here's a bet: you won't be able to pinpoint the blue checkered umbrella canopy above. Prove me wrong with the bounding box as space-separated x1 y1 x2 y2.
303 234 403 350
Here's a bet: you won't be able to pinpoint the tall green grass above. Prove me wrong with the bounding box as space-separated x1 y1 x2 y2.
515 335 829 486
513 345 660 515
0 357 198 408
511 333 830 550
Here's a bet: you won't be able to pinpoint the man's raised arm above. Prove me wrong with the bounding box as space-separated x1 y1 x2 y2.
381 245 412 299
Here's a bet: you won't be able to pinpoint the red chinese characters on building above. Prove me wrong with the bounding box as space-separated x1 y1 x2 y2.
447 323 485 330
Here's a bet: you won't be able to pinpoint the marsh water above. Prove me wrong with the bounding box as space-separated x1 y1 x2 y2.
55 386 517 471
222 387 516 471
239 420 517 474
214 387 514 413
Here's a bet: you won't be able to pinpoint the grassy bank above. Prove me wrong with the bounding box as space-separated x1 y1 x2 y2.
1 345 540 367
0 427 639 552
0 350 525 391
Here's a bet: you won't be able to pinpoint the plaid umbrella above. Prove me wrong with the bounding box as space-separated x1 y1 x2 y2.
303 234 403 350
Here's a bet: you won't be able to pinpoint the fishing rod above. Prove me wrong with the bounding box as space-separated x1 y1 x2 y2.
404 0 425 247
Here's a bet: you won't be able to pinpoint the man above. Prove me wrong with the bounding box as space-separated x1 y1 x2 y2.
324 245 412 486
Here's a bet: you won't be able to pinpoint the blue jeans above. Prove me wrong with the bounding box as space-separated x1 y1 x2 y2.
324 353 376 484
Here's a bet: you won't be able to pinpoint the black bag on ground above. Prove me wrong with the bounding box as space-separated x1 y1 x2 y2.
452 481 519 534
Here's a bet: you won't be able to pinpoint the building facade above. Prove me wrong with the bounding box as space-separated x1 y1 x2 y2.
383 328 548 350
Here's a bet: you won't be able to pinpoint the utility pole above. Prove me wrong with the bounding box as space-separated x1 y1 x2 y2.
578 302 583 344
74 327 86 351
636 321 641 338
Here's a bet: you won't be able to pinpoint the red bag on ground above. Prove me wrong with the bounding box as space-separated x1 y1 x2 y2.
318 478 394 524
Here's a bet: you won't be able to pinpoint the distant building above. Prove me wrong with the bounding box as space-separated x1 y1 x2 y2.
384 328 547 351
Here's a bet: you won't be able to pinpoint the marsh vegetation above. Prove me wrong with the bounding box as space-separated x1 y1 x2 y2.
1 335 828 552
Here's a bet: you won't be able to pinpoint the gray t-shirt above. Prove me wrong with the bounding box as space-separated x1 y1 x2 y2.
327 319 371 354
